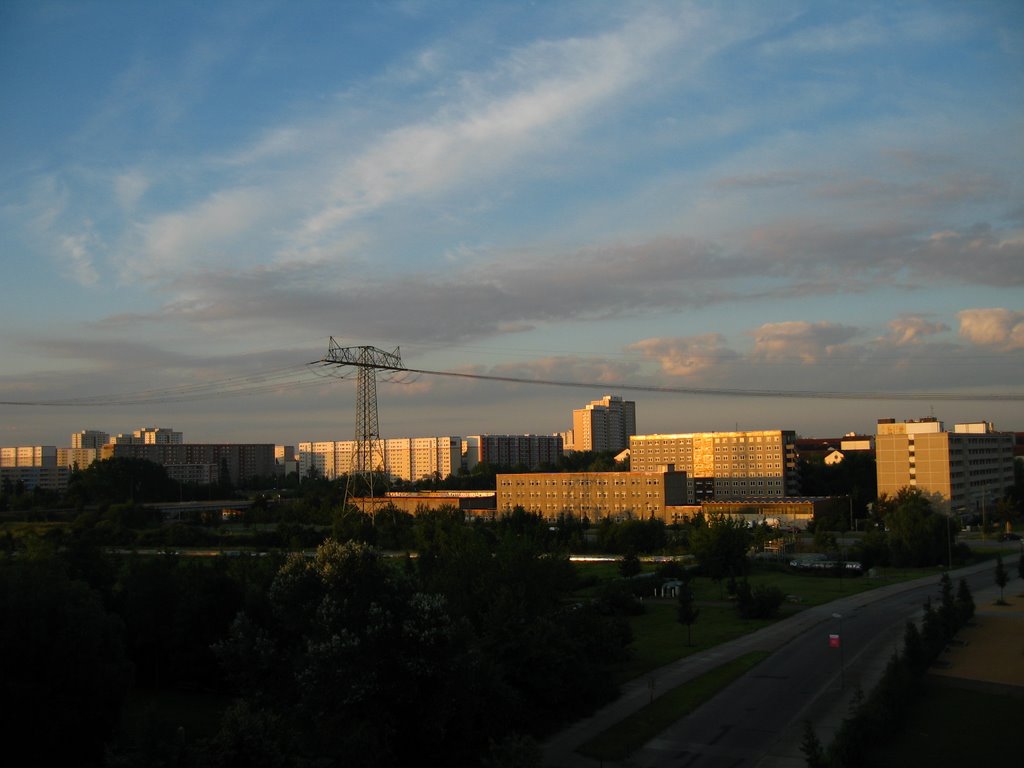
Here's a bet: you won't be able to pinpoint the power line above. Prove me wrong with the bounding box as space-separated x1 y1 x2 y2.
2 352 1021 407
312 360 1024 402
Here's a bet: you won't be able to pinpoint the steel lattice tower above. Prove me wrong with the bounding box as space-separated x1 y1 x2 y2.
320 338 403 509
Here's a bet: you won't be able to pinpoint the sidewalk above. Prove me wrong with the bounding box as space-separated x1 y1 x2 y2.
542 560 1001 768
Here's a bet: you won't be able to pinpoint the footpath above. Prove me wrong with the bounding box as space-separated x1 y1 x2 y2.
541 560 1013 768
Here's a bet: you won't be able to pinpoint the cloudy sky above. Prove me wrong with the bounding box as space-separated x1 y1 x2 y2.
2 0 1022 447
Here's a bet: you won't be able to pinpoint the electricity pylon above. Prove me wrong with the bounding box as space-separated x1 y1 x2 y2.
319 338 403 510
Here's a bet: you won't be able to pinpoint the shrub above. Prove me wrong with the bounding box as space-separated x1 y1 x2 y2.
734 579 784 619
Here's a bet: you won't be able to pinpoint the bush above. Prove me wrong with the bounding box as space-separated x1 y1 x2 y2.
594 580 645 616
734 579 784 619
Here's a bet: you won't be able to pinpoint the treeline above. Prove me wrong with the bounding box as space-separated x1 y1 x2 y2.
0 451 628 515
1 511 636 767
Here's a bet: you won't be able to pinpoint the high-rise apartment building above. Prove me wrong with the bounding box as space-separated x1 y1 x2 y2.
112 427 183 445
567 395 636 453
629 430 799 500
467 434 563 470
875 418 1015 515
299 437 463 482
0 445 69 490
71 429 110 449
102 442 276 486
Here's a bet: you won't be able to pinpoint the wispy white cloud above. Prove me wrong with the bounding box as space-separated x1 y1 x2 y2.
296 14 682 243
59 225 100 286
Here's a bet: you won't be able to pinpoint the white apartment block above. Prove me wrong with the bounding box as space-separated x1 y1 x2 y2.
0 445 69 491
112 427 183 445
467 434 563 469
629 430 799 501
58 447 100 471
876 418 1015 515
71 429 110 449
299 437 462 482
1 445 58 468
569 395 637 453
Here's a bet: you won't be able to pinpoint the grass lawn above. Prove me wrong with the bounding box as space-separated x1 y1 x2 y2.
617 601 776 683
574 560 948 684
868 680 1020 765
578 651 771 762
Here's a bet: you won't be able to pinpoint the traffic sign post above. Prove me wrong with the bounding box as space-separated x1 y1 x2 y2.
830 613 844 690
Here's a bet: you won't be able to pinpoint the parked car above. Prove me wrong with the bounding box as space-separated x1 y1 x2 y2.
998 532 1021 542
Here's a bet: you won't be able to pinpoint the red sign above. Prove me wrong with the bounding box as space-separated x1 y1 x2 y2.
828 633 841 648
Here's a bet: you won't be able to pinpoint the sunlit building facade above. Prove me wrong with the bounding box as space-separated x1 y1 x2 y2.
566 395 637 453
875 418 1015 515
629 430 799 501
298 437 462 482
0 445 69 491
496 469 687 521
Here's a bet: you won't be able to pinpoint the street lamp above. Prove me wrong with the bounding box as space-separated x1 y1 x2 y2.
831 612 844 691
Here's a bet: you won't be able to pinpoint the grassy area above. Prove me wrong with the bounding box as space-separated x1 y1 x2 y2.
572 560 947 684
617 601 775 683
868 681 1020 765
577 651 771 762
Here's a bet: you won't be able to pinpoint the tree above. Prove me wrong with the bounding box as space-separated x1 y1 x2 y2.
920 598 945 661
800 720 827 768
734 578 784 619
0 555 132 766
955 577 975 628
878 487 947 567
689 514 752 592
676 577 699 645
995 554 1008 604
619 548 642 578
902 620 926 677
216 540 484 767
938 572 956 641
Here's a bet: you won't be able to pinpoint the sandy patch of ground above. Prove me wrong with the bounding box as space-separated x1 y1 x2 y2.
931 589 1024 689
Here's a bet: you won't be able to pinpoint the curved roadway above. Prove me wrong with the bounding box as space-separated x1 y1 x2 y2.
542 560 1004 768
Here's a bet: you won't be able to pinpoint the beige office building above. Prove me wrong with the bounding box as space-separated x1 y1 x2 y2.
629 430 799 501
496 469 687 521
875 418 1015 515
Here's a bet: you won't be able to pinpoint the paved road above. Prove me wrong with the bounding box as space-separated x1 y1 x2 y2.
542 561 1003 768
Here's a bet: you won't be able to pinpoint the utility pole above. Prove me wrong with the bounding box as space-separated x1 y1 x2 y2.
317 338 404 512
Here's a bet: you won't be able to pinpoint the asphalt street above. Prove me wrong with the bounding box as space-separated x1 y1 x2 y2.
542 560 1004 768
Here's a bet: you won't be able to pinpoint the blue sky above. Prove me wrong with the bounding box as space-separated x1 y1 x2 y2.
1 0 1022 447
